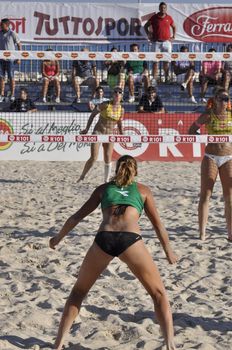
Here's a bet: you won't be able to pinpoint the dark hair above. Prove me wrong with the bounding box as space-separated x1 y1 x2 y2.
111 47 118 52
159 2 167 8
214 88 228 99
180 45 188 52
208 48 216 52
20 88 28 95
147 86 157 93
95 86 104 93
226 44 232 52
114 86 122 94
114 155 138 187
1 18 10 25
130 43 139 50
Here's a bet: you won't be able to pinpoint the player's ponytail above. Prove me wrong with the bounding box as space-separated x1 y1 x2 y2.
113 155 137 187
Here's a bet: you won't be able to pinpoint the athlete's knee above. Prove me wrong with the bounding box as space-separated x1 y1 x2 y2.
149 287 167 305
88 155 98 163
224 194 232 207
199 190 212 202
69 286 88 304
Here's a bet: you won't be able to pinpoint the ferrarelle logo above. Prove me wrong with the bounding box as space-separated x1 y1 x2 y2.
183 7 232 42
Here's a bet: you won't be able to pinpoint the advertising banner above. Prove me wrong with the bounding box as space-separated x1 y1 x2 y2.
0 2 231 44
0 112 205 161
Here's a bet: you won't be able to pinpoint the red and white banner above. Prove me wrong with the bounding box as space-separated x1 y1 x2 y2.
113 112 205 161
0 2 231 44
0 50 231 62
0 112 209 162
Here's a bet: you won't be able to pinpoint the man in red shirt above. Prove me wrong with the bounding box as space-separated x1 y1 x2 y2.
144 2 176 82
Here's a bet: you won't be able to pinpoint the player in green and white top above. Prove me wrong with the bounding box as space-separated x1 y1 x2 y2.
50 155 178 350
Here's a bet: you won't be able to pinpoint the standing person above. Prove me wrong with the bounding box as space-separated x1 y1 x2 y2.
72 47 98 103
144 2 176 82
0 18 22 102
49 154 178 350
125 43 150 103
9 87 37 112
78 86 124 182
41 48 61 103
188 88 232 241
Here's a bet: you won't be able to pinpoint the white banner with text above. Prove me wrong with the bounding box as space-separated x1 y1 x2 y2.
0 2 231 44
0 112 209 161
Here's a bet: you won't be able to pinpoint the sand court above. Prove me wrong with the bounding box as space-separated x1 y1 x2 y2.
0 160 231 350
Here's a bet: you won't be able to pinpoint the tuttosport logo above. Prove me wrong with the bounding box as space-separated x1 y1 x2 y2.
34 11 144 39
0 119 14 151
184 7 232 42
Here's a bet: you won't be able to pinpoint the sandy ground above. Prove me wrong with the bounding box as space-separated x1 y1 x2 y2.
0 160 231 350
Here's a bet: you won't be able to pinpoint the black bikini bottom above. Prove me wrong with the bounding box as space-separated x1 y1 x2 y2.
94 231 142 257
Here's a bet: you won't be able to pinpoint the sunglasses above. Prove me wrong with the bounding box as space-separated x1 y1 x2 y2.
114 90 122 94
217 96 229 102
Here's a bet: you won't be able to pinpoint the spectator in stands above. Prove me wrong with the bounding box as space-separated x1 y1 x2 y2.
77 86 124 183
0 18 22 103
172 45 197 104
125 43 150 103
88 86 109 111
41 48 61 103
105 47 125 94
222 44 232 92
144 2 176 82
138 86 165 113
10 87 37 112
72 47 98 103
200 48 222 103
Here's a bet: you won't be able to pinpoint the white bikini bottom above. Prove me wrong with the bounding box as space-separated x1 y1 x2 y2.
205 153 232 168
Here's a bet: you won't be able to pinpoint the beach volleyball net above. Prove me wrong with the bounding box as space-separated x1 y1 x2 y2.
0 49 232 145
0 112 231 146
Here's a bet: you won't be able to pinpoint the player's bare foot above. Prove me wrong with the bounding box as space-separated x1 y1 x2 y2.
77 176 84 183
167 342 177 350
200 232 206 241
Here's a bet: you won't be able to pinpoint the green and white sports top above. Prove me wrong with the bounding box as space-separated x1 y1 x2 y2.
101 181 144 215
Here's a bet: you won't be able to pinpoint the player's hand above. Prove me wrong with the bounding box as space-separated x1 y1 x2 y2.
49 235 61 250
166 250 179 264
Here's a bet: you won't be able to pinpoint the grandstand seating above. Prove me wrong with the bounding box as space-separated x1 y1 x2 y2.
0 42 230 114
0 78 217 114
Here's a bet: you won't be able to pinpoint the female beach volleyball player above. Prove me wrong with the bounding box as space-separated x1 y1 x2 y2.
49 155 178 350
77 86 124 183
189 88 232 241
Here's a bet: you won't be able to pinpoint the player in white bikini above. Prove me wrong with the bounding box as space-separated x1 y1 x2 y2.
189 89 232 241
